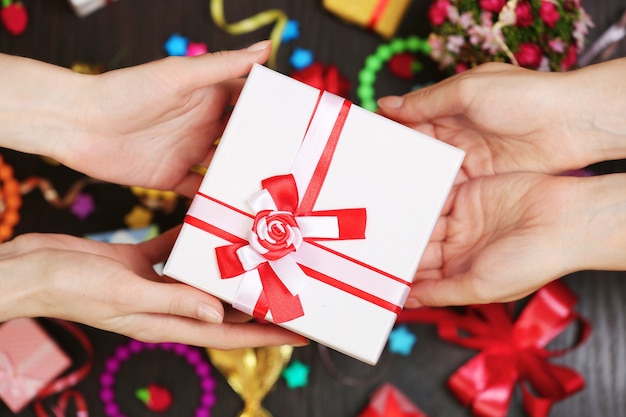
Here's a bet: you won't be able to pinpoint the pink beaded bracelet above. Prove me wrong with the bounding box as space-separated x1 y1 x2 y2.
99 340 216 417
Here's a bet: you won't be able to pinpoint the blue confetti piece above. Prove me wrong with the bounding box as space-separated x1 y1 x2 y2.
388 325 417 356
289 47 314 70
164 33 189 56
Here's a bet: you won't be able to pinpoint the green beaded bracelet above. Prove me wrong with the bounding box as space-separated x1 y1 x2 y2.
357 35 432 111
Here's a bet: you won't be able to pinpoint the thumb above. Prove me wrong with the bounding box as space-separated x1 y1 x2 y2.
179 40 272 90
405 273 483 307
377 76 466 125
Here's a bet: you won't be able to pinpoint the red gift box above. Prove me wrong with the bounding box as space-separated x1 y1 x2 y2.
0 318 72 413
359 383 428 417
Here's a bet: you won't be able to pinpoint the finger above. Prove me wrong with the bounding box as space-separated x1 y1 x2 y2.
178 41 271 91
405 272 482 307
412 269 442 280
416 242 443 271
126 276 226 324
121 314 308 349
377 76 466 125
174 172 204 198
440 184 458 215
224 307 254 323
139 226 181 265
430 216 446 241
218 78 247 107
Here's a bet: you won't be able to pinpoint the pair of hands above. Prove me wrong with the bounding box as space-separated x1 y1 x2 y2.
379 59 626 307
0 41 307 348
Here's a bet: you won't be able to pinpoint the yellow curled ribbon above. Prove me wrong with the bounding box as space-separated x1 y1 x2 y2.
210 0 288 69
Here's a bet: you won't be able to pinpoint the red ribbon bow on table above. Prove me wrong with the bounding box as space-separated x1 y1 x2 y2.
291 63 351 99
184 91 414 325
398 281 590 417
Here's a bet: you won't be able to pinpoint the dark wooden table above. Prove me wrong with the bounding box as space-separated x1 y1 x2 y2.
1 1 626 416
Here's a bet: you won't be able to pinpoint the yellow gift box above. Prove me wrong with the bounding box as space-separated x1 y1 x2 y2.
323 0 411 39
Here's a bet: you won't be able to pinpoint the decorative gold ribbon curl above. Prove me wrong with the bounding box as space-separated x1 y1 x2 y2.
210 0 288 69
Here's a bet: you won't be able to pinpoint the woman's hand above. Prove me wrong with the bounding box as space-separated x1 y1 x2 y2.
0 41 272 198
408 172 626 307
378 60 626 181
0 229 307 349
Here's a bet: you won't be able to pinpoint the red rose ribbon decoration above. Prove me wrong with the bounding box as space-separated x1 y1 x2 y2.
184 91 411 324
397 281 590 417
214 173 366 323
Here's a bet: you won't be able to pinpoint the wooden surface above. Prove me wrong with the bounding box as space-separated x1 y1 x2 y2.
1 1 626 416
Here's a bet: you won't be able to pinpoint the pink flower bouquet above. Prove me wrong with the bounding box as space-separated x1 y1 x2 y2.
427 0 594 73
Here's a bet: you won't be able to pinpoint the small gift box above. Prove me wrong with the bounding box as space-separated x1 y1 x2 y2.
359 383 429 417
323 0 411 39
164 64 463 365
0 318 72 413
67 0 117 17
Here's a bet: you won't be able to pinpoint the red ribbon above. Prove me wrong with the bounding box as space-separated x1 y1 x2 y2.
183 91 413 325
397 281 590 417
214 173 366 323
33 320 93 417
368 0 390 30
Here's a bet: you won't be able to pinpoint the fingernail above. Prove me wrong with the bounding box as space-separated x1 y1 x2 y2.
403 298 422 309
293 338 310 347
377 96 404 109
197 303 223 324
247 40 271 52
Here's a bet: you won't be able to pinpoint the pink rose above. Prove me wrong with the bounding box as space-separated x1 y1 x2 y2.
514 43 543 68
428 0 450 26
515 1 533 27
479 0 506 13
249 210 303 260
539 1 560 28
455 62 469 73
561 44 578 71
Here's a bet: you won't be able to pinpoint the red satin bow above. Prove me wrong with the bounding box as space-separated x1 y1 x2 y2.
291 62 351 99
215 174 366 323
398 281 590 417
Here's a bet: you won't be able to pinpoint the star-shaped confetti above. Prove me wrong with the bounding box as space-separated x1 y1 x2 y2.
281 19 300 42
70 192 95 220
388 325 417 356
124 205 153 229
281 360 309 389
289 47 314 70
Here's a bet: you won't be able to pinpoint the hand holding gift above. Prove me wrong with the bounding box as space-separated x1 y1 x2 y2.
378 58 626 307
164 64 463 364
0 43 307 349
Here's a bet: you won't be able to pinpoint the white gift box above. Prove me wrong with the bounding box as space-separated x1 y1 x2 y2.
164 64 464 365
67 0 117 17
